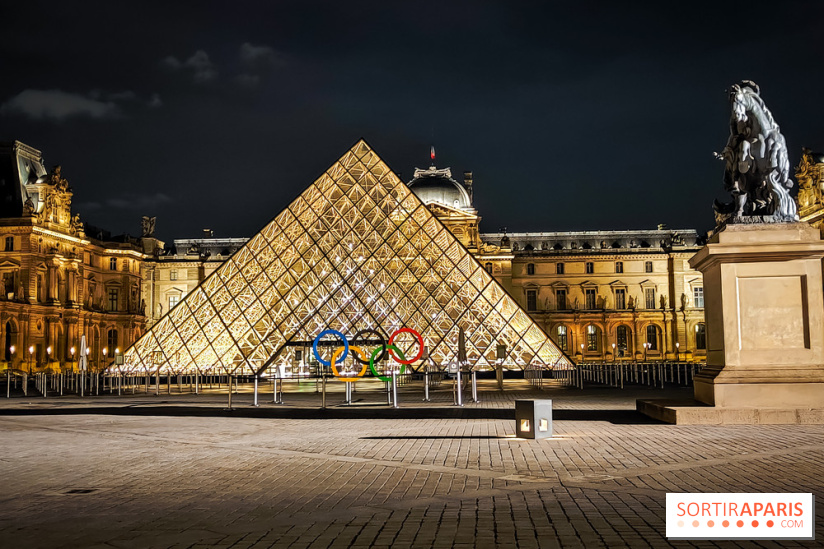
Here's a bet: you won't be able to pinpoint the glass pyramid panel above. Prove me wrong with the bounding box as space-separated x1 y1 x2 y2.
123 140 570 374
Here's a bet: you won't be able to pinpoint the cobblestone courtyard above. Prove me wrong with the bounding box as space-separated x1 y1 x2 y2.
0 382 821 548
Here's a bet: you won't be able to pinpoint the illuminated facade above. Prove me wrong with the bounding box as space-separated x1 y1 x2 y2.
796 147 824 230
124 141 569 376
141 233 247 328
477 231 706 362
0 141 148 373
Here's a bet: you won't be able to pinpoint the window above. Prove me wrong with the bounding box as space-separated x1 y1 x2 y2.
526 263 535 275
615 288 626 309
616 326 629 356
169 294 180 310
108 288 118 312
556 263 564 274
170 269 178 281
3 271 14 295
585 288 597 309
586 325 599 351
615 261 623 273
645 288 656 309
556 325 568 351
37 274 43 302
484 262 492 274
4 236 12 251
646 325 658 350
585 262 594 274
555 289 567 310
107 329 118 355
526 289 537 311
109 258 117 270
693 287 704 308
645 261 653 273
122 260 129 272
695 323 707 350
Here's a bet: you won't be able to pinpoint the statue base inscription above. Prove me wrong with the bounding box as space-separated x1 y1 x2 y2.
639 223 824 424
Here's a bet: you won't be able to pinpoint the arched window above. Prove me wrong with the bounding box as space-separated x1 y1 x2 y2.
695 323 706 350
616 325 629 357
586 325 599 351
4 321 15 361
646 325 659 350
484 262 493 274
555 325 568 351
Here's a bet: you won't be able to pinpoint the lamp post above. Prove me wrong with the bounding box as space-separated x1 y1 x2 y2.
643 342 649 362
579 343 584 364
103 347 107 369
611 342 616 362
28 345 34 374
46 346 51 368
9 344 15 368
675 342 680 362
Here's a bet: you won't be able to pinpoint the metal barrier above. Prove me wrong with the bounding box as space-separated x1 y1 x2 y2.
556 361 705 389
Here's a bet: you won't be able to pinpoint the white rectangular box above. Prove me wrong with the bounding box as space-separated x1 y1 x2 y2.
666 493 814 540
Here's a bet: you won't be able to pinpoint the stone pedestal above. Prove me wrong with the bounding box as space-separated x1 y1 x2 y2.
639 223 824 424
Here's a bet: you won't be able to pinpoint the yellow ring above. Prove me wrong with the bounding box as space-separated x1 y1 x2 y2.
331 345 368 381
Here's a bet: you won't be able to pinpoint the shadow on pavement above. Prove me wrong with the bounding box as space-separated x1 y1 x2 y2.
0 406 664 424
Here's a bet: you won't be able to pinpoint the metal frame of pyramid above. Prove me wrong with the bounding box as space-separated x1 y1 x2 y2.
122 140 571 376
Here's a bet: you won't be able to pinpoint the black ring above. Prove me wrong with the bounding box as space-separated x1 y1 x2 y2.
351 329 387 365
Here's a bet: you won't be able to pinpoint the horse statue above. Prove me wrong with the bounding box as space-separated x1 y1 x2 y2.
713 80 799 225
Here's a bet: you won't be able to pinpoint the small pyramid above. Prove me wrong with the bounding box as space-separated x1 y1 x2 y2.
125 140 570 374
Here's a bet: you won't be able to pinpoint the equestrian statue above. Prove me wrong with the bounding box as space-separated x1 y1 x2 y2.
713 80 799 225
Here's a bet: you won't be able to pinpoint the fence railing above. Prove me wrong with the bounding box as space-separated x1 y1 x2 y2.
551 361 705 389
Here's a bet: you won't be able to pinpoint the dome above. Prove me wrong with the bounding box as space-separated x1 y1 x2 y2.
407 166 472 210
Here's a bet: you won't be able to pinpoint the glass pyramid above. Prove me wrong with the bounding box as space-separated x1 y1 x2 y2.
123 141 571 375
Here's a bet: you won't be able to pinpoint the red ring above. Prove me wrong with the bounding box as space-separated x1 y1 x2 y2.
387 328 424 364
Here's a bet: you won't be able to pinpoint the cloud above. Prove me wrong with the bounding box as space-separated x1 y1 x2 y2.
240 42 280 68
161 50 217 83
1 89 119 120
1 89 162 120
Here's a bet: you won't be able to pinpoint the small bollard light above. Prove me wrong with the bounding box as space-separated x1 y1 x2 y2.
515 400 552 439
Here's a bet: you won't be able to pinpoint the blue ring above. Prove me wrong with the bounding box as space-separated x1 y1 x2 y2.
313 329 348 367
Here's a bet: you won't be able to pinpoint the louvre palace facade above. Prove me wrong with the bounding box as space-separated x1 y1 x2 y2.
0 141 150 374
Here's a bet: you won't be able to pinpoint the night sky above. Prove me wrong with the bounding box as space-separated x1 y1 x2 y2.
2 1 823 241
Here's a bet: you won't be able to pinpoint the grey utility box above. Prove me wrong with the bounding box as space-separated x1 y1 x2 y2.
515 399 553 439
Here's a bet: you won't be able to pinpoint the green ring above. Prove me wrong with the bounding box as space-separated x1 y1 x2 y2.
369 344 406 381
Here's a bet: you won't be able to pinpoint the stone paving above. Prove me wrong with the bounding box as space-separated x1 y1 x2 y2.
0 381 821 548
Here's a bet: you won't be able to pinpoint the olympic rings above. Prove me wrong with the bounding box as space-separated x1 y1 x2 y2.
313 329 348 367
330 346 368 382
388 328 424 365
350 328 387 365
369 345 406 382
312 328 422 366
